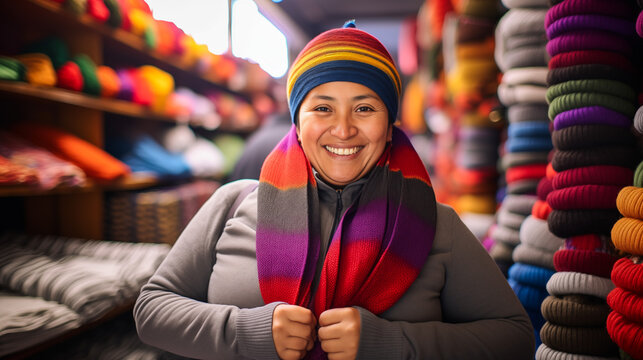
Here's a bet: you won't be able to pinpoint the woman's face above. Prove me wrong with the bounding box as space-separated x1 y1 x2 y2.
296 81 392 187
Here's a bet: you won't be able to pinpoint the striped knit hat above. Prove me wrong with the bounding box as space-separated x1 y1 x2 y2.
286 21 402 124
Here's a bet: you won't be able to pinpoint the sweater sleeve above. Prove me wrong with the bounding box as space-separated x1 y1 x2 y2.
133 179 280 360
356 205 535 360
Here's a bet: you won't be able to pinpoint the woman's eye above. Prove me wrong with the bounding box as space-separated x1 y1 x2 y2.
356 106 374 112
315 106 330 112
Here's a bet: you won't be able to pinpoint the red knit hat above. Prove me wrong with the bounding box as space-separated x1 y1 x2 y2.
546 184 622 210
607 287 643 324
552 165 634 190
606 311 643 358
553 249 619 278
532 199 552 220
611 257 643 296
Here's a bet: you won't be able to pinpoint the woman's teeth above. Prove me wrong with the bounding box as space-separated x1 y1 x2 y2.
325 146 361 155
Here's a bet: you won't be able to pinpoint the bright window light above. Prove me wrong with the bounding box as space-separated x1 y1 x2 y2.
232 0 289 78
145 0 229 55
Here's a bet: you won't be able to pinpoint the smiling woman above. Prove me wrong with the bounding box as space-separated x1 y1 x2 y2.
134 21 535 360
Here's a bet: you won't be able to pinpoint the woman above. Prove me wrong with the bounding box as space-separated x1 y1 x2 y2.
134 22 535 360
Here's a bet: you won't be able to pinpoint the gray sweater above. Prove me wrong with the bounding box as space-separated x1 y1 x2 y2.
134 179 535 359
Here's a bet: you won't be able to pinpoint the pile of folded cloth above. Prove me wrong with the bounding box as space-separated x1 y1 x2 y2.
0 233 170 357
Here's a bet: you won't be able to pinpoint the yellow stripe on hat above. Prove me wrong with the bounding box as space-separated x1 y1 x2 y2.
287 45 401 99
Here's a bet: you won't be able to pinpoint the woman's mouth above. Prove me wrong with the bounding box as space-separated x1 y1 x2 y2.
324 145 363 156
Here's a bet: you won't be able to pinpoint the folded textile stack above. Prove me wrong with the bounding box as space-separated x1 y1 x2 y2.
537 0 640 358
488 0 552 280
105 180 219 244
0 291 82 357
0 233 170 357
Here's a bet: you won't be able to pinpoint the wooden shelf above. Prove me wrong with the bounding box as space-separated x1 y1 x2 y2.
0 173 160 197
2 0 246 98
0 81 179 123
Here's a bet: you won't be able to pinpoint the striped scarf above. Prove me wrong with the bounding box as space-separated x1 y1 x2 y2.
257 126 437 317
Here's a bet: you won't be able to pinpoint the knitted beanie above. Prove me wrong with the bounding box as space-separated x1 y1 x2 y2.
611 257 643 296
14 53 56 86
508 103 550 123
0 57 26 81
56 61 84 91
611 217 643 255
548 208 622 238
287 21 401 124
538 177 554 201
509 278 550 310
546 79 636 104
616 186 643 219
513 243 556 270
548 93 637 121
553 249 619 278
508 121 551 138
546 184 622 210
497 206 528 230
548 50 633 71
552 125 635 150
520 214 564 252
607 287 643 324
545 0 635 29
504 194 539 215
501 151 550 170
491 225 521 247
502 67 549 87
551 146 639 172
539 322 618 356
547 64 637 88
552 166 634 190
498 84 548 107
532 199 553 220
605 311 643 358
541 294 611 327
546 31 633 58
553 106 633 131
536 343 619 360
509 262 556 288
506 163 548 184
565 234 615 253
72 54 101 96
546 271 615 300
546 14 635 39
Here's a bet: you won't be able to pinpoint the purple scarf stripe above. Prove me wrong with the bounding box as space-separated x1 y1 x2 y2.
256 228 319 282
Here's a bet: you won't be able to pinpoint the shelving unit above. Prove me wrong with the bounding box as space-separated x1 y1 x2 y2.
0 1 255 357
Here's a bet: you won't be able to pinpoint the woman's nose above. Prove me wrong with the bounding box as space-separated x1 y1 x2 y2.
329 113 357 139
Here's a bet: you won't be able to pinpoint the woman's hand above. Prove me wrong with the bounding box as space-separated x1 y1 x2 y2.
272 304 317 360
318 307 361 360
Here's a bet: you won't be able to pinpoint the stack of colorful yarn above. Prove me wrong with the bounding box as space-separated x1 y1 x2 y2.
443 0 503 217
105 179 218 244
488 0 552 276
536 0 640 358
